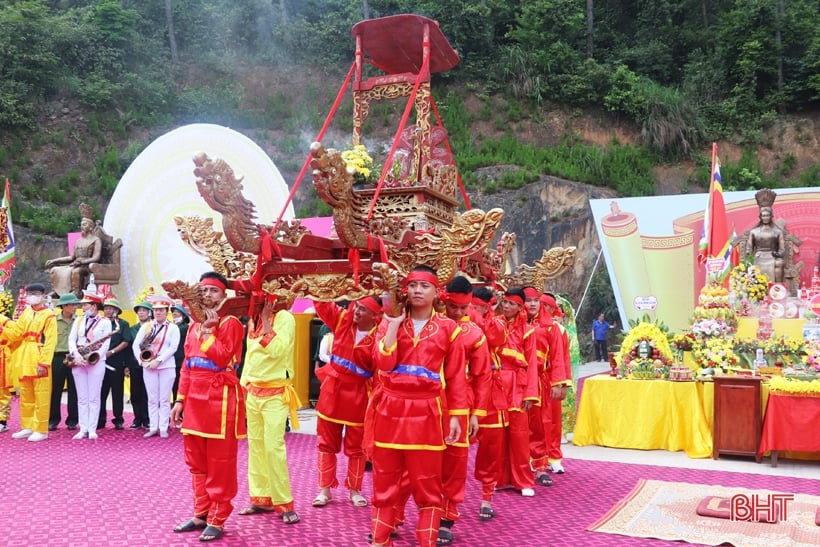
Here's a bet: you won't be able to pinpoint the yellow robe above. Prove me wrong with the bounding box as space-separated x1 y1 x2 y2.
1 307 58 380
241 310 301 511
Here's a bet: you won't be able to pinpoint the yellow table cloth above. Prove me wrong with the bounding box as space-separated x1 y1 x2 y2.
573 376 714 458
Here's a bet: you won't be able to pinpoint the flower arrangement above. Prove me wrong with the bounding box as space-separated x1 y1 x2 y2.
133 285 156 307
618 322 675 379
671 332 696 352
341 144 376 185
763 335 806 366
691 318 734 339
768 375 820 396
729 263 768 303
692 337 740 373
803 340 820 372
0 290 14 317
731 337 764 368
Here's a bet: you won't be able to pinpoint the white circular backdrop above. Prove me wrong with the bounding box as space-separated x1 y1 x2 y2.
104 124 293 306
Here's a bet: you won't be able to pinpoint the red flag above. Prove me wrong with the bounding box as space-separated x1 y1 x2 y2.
707 145 728 258
703 144 732 282
0 179 16 288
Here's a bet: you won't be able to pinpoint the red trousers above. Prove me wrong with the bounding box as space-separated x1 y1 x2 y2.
546 397 564 461
528 404 549 472
182 404 239 528
441 444 468 521
371 446 442 547
316 417 366 491
506 410 534 489
475 411 506 502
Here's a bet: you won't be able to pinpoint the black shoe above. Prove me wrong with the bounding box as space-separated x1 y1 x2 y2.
97 424 106 430
48 424 58 431
129 423 141 430
66 424 78 430
114 424 124 430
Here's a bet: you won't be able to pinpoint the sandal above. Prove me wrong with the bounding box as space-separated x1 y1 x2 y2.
350 493 368 507
312 493 331 507
437 519 454 546
198 525 224 542
174 517 207 533
479 506 495 521
282 511 300 524
437 527 454 546
238 505 275 515
536 473 554 487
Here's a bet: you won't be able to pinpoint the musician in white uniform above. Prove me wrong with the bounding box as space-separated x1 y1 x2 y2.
133 295 180 438
68 290 112 440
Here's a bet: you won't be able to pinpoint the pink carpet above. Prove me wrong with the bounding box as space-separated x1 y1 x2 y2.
2 407 819 546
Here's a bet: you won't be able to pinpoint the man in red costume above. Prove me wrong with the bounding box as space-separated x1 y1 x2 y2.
311 295 381 509
437 276 491 546
367 265 467 547
524 288 567 486
540 293 572 474
470 286 509 521
480 287 539 499
171 272 246 542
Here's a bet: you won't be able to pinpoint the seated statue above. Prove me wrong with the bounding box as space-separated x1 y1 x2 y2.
734 189 803 295
45 203 121 296
748 192 786 283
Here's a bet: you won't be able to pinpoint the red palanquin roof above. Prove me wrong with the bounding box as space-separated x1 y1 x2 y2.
352 14 460 75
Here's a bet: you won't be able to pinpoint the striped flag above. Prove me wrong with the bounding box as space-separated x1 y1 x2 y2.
0 179 16 288
701 144 733 281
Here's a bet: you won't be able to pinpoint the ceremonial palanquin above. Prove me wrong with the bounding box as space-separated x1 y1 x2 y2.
163 15 575 318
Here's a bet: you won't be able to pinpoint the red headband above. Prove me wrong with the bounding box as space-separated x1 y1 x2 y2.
505 294 524 307
200 277 227 291
472 296 494 307
404 270 440 288
442 291 472 306
523 287 540 300
540 294 557 308
357 297 382 315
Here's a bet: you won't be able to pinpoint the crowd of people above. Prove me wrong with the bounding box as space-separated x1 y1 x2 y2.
0 286 193 440
0 267 575 546
307 266 574 547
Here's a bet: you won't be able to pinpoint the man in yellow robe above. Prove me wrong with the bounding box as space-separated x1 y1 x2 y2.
1 283 57 441
237 300 301 525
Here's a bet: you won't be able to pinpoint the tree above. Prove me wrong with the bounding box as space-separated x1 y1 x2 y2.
586 0 594 58
165 0 178 63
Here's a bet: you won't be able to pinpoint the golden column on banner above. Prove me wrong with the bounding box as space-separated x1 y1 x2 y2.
640 227 696 333
600 203 655 324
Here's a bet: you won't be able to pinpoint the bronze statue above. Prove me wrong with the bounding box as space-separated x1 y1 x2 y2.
45 203 102 296
747 189 785 283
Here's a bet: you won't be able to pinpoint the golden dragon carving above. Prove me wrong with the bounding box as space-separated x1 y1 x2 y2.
193 152 262 255
174 215 257 279
499 246 577 291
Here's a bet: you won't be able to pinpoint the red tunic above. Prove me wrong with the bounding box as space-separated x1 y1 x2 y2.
313 301 376 426
177 317 247 439
483 314 539 409
371 312 467 450
452 317 491 447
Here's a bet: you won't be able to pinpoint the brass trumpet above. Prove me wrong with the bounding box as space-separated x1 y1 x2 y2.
139 344 156 364
66 320 120 368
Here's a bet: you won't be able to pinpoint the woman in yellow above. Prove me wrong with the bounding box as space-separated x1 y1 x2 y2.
2 283 57 441
238 300 301 524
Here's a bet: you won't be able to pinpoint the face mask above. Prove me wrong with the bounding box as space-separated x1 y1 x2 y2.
84 309 95 317
173 317 183 325
26 295 43 306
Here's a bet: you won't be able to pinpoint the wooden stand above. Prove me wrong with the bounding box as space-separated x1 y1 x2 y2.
712 375 763 462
